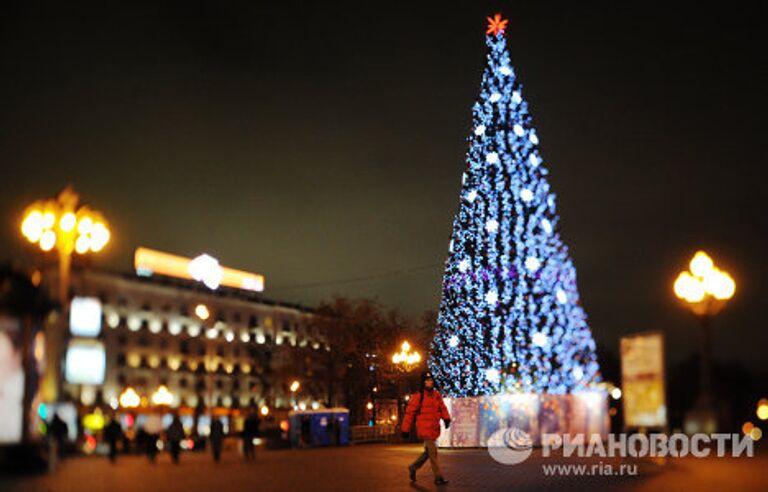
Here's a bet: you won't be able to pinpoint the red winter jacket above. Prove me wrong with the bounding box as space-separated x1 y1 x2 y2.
402 389 451 440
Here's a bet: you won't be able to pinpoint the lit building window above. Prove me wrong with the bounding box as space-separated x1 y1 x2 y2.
167 356 181 371
127 352 141 368
168 320 183 336
127 316 141 332
149 319 162 334
187 324 201 337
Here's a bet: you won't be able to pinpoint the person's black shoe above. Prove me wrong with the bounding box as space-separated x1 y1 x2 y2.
434 477 449 485
408 465 416 482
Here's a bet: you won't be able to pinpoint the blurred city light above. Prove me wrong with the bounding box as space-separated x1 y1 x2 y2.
757 399 768 421
674 251 735 308
750 427 762 441
151 385 174 406
195 303 210 320
119 387 140 408
391 340 422 369
82 409 105 431
290 380 300 393
21 189 111 257
134 246 264 292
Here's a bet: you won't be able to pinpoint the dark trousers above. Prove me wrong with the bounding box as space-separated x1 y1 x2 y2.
212 440 222 462
108 441 118 462
243 438 255 459
169 441 181 463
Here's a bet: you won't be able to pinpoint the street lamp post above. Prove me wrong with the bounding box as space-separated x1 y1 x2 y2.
20 186 111 403
673 250 735 433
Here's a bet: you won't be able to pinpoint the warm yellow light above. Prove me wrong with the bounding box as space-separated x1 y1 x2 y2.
366 402 373 410
707 270 735 300
75 235 91 254
675 251 736 306
167 357 181 371
610 387 622 400
134 247 265 292
690 251 714 278
392 340 421 370
60 212 77 232
750 427 762 441
742 421 754 435
290 380 300 393
119 387 140 408
90 222 110 251
127 352 141 368
40 230 56 251
406 352 422 365
260 405 269 416
42 211 56 229
82 409 105 431
21 210 44 242
77 216 94 235
673 272 705 303
195 304 210 320
151 385 173 406
757 400 768 421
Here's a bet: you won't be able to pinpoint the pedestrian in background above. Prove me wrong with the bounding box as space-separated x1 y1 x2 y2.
104 417 123 463
166 414 185 464
210 417 224 462
242 410 260 460
401 371 451 486
142 414 163 463
49 413 69 460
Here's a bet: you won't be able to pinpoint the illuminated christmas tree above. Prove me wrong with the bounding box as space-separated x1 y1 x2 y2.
430 14 600 397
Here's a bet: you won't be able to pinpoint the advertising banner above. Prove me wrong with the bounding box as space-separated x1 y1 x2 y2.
621 332 667 429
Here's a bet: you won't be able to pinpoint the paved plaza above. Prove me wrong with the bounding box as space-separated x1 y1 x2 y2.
2 443 765 492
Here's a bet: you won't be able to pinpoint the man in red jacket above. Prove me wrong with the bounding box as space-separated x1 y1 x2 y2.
401 371 451 485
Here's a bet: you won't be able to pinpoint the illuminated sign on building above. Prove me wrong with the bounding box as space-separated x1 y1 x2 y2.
134 247 264 292
65 340 106 385
69 297 102 337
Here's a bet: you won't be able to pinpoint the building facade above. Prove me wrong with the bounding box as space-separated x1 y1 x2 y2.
43 269 330 417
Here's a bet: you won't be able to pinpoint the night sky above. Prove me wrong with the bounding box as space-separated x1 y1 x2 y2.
1 2 765 372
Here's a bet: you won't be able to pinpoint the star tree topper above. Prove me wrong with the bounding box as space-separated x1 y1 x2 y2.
486 13 508 36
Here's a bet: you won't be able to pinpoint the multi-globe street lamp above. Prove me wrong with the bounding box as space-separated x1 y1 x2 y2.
21 186 111 305
20 186 111 402
391 341 422 370
391 341 423 429
673 250 735 432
